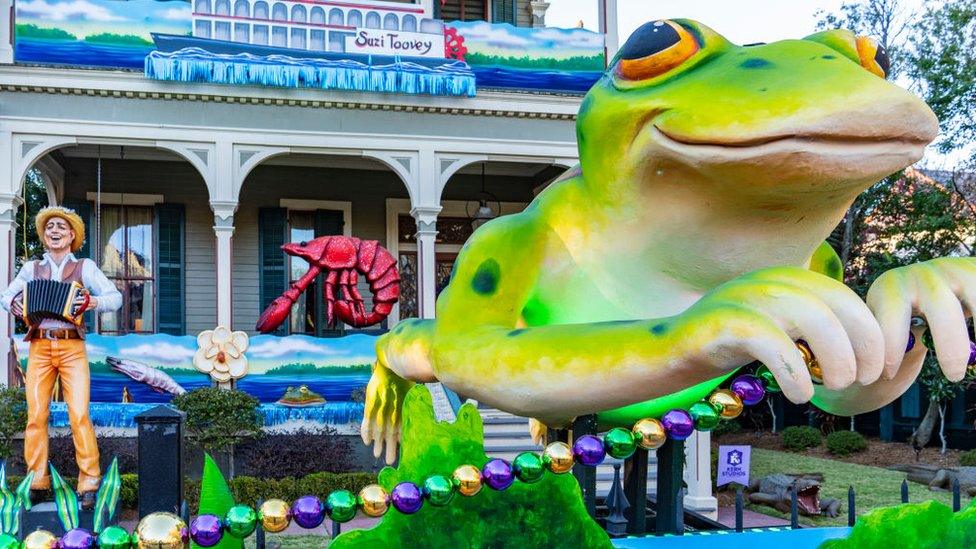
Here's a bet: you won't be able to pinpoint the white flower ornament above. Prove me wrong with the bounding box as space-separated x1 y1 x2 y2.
193 326 249 382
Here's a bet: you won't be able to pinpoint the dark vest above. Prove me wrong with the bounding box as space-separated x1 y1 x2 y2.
24 258 88 340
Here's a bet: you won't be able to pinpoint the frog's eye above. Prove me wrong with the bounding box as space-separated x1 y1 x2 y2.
614 20 700 81
855 35 889 78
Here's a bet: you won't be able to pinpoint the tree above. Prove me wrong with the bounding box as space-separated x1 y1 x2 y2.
14 170 49 269
907 0 976 169
815 0 910 77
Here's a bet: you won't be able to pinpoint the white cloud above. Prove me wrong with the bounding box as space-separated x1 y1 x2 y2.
18 0 126 22
532 28 604 49
117 342 196 364
160 6 190 21
248 337 350 359
455 21 533 47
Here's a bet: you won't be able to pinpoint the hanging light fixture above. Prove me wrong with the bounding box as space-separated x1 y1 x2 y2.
467 163 500 231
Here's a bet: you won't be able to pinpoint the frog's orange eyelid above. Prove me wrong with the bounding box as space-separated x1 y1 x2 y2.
614 21 700 81
855 35 887 78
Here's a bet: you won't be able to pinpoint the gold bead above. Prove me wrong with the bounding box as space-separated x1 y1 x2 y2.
135 512 187 549
796 340 823 384
543 441 575 473
358 484 390 517
632 418 667 450
708 389 744 419
453 464 484 496
259 499 291 533
23 530 58 549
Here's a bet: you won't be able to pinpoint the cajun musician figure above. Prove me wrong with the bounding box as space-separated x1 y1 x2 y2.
0 206 121 508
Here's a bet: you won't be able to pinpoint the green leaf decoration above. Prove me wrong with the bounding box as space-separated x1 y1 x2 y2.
194 454 242 549
93 457 121 533
50 465 79 532
15 472 34 513
330 385 612 549
0 463 15 535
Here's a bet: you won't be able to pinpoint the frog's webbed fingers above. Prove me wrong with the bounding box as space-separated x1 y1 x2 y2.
868 259 972 382
759 269 885 384
361 360 414 464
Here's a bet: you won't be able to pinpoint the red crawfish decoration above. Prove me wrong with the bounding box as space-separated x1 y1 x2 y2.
255 236 399 332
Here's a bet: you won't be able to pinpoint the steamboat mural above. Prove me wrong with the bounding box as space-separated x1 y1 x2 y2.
13 0 606 94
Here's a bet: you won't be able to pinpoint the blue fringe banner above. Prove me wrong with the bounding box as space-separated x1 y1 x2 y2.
144 47 476 97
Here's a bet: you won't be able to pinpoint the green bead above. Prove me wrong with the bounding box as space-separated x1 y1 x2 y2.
512 452 545 484
0 533 20 549
422 475 455 506
96 526 131 549
689 401 721 431
224 504 258 538
327 490 358 523
603 428 637 460
756 365 781 393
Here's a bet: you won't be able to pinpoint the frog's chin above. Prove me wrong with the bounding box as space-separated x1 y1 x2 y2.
649 126 929 192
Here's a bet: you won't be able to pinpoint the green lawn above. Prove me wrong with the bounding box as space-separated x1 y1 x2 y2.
742 448 971 526
245 534 330 548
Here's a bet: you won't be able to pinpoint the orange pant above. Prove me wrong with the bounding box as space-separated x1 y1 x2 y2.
25 338 100 492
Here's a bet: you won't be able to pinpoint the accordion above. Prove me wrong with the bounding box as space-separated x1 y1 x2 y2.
20 280 88 326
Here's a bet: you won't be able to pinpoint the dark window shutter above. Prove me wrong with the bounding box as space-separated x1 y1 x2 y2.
155 203 185 335
493 0 517 24
259 207 288 336
62 200 95 328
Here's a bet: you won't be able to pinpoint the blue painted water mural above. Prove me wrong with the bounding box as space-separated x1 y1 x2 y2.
49 401 364 429
15 38 597 94
144 48 477 97
15 39 151 69
91 373 370 404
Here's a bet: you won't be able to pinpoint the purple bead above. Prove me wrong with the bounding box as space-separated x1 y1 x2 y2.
731 374 766 406
906 332 916 352
572 434 606 466
291 495 324 529
189 514 223 547
969 341 976 366
59 528 95 549
391 482 423 514
482 458 515 491
661 409 695 441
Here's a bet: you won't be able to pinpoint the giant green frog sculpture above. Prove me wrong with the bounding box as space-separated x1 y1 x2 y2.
361 19 969 463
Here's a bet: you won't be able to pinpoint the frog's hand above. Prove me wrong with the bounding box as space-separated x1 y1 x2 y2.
361 320 436 464
433 213 882 424
814 257 976 416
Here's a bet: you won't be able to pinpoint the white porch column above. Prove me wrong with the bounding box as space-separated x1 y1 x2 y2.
411 207 439 319
0 201 17 386
0 0 13 64
599 0 620 64
212 202 237 328
683 430 718 519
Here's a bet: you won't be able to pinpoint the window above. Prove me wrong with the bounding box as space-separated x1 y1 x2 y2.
396 215 470 319
437 0 487 22
259 206 346 337
98 205 155 334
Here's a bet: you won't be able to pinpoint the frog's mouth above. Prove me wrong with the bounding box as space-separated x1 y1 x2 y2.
649 125 933 187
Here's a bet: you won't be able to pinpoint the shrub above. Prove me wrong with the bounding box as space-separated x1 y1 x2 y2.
712 419 742 438
0 387 27 459
172 388 262 455
782 426 822 451
120 474 138 509
235 427 356 479
961 449 976 466
826 430 867 456
229 471 377 508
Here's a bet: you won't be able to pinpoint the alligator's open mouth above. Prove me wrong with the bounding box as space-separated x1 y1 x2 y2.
796 484 821 515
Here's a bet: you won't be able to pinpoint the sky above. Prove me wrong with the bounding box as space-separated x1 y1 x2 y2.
546 0 960 169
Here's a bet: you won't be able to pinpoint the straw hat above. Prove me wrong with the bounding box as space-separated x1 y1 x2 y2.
35 206 86 253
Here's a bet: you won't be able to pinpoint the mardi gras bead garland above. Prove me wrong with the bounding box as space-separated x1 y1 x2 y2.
21 334 976 548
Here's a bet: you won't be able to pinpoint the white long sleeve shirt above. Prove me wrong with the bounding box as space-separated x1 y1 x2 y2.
0 253 123 329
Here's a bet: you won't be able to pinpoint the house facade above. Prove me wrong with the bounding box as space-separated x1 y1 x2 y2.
0 0 719 515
